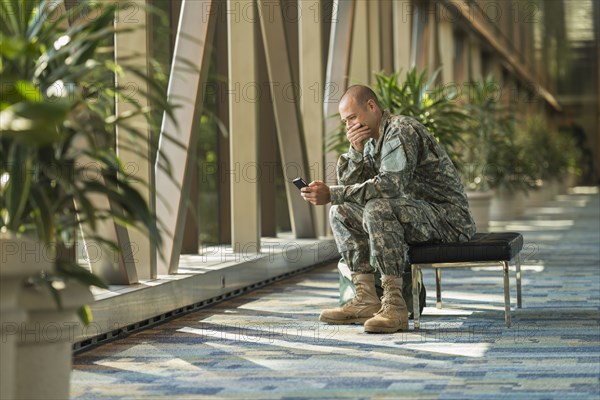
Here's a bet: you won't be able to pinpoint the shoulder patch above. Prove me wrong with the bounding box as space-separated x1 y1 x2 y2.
381 135 406 172
383 136 401 157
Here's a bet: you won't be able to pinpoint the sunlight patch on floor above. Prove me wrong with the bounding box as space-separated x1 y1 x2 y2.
94 343 209 377
571 186 599 194
399 342 490 358
178 326 456 366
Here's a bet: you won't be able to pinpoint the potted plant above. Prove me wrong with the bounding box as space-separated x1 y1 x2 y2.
523 117 582 206
556 127 583 193
461 75 504 231
486 115 536 220
1 1 171 398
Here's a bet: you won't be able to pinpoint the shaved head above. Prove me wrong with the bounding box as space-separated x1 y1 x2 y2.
340 85 381 110
338 84 385 142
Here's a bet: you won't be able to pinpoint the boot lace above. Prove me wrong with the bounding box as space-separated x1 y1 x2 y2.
374 292 394 315
349 283 365 305
374 279 401 316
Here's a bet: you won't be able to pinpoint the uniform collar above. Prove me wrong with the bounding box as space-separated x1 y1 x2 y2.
374 110 391 151
379 109 391 139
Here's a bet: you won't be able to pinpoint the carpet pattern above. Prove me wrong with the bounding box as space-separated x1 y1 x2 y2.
71 188 600 399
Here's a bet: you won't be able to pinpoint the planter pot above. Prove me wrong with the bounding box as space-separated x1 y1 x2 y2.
0 234 47 400
557 176 569 195
566 173 578 190
490 189 526 220
16 281 93 400
547 180 561 201
525 187 545 208
544 179 560 202
539 181 553 203
524 181 547 208
466 190 493 232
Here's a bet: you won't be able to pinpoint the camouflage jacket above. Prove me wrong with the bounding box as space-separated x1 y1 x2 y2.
329 111 476 240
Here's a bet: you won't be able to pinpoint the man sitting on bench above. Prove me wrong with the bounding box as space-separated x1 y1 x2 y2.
300 85 476 333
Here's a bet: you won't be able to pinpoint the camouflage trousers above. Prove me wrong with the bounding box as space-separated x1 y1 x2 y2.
329 198 464 276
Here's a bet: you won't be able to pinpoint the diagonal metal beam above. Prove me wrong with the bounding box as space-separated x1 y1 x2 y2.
155 0 216 275
299 0 325 237
324 0 355 187
256 0 315 239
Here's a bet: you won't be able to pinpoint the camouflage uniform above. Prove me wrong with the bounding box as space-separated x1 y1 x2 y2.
330 111 476 276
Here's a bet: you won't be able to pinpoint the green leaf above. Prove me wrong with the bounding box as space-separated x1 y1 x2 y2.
5 142 33 230
26 0 53 40
46 279 63 310
0 1 22 36
57 260 108 289
14 80 42 102
77 305 93 326
29 184 54 243
0 100 70 144
73 190 97 232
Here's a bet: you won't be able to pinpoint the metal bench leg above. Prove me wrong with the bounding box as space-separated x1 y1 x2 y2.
412 264 421 330
502 261 511 327
435 267 442 309
516 254 522 308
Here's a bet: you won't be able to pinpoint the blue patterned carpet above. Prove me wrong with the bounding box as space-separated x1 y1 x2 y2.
71 188 600 399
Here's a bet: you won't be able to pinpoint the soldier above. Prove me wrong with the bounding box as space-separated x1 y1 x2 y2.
300 85 476 333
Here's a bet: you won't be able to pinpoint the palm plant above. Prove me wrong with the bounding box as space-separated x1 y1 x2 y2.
0 0 173 321
460 75 541 194
484 118 536 193
327 68 469 169
462 75 507 191
522 116 581 184
372 68 469 169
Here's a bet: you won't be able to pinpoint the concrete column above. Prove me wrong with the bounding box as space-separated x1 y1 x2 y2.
438 19 454 84
380 0 394 74
114 0 155 279
470 36 482 81
393 0 411 78
228 0 260 248
411 0 430 72
368 0 382 77
349 0 370 85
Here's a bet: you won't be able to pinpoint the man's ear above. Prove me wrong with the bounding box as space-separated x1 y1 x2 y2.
367 99 376 111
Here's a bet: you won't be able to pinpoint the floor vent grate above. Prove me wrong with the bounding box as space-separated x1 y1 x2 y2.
73 265 317 354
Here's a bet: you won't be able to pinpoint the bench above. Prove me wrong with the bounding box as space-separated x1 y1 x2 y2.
409 232 524 329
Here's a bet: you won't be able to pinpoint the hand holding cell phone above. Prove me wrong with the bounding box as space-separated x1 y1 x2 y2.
294 178 331 205
292 177 309 190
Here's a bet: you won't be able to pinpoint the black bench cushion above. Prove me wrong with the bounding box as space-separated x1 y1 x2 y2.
408 232 524 264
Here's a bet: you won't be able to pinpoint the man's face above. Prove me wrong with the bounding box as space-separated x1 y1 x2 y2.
339 97 378 136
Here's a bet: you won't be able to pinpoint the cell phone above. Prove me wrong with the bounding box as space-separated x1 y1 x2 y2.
292 177 309 190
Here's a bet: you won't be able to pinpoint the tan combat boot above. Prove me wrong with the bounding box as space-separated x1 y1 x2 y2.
364 275 409 333
319 273 381 325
